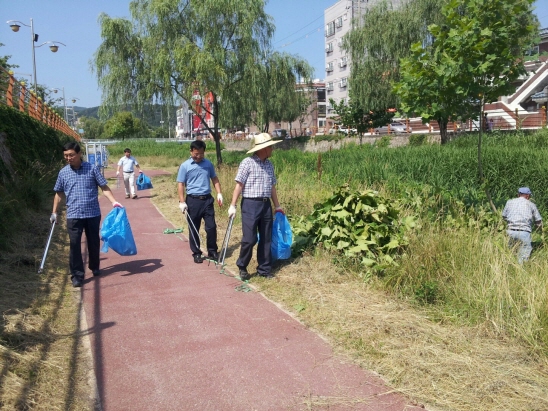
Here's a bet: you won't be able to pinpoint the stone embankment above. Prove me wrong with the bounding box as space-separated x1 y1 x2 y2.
222 133 440 153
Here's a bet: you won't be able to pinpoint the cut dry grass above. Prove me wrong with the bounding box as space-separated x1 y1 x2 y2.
148 161 548 411
0 209 95 410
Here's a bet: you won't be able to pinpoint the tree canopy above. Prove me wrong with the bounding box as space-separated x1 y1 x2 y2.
344 0 445 112
394 0 538 143
329 98 394 136
93 0 311 163
103 111 143 141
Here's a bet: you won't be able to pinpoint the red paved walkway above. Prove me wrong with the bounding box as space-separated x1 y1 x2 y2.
81 168 422 411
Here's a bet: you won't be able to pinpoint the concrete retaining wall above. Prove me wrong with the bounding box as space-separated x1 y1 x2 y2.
222 134 440 153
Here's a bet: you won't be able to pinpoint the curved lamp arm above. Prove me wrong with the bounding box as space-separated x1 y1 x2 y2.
6 20 31 31
35 41 67 52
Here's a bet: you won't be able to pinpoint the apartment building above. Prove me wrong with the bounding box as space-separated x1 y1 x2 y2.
324 0 370 127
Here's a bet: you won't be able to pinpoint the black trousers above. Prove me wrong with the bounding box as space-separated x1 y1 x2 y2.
187 195 218 256
66 216 101 280
236 198 273 275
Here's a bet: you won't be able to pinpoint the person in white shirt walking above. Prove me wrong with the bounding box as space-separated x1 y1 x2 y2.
502 186 543 264
117 148 142 199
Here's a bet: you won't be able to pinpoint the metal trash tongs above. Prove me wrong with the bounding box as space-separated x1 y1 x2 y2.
219 216 235 268
38 221 56 274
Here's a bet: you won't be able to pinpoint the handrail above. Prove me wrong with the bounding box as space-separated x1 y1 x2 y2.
0 66 81 141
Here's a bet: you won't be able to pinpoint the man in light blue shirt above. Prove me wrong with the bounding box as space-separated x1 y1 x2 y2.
117 148 142 199
502 187 542 264
177 140 223 263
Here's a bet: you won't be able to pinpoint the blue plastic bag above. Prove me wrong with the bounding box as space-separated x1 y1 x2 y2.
271 212 293 262
136 173 153 190
100 207 138 256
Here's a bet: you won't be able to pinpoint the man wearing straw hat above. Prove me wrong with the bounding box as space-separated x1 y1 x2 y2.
502 187 543 264
228 133 284 280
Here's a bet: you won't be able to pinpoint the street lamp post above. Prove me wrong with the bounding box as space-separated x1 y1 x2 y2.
6 19 66 92
68 97 79 129
51 87 67 123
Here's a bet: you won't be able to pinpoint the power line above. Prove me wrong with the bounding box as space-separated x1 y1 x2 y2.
273 13 324 45
276 24 324 49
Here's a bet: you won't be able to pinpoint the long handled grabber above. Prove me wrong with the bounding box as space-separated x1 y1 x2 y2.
219 215 235 273
116 175 120 189
185 211 204 256
38 221 56 274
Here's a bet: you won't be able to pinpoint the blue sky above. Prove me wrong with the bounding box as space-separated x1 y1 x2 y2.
2 0 547 108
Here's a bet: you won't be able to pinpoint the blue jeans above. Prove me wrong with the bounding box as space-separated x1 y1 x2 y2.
507 229 532 264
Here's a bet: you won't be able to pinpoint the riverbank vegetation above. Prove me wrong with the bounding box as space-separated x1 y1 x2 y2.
144 129 548 410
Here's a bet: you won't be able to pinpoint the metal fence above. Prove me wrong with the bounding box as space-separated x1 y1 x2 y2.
0 66 80 141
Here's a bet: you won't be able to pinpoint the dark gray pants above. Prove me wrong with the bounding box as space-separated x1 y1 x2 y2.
237 198 273 276
67 215 101 281
187 195 218 256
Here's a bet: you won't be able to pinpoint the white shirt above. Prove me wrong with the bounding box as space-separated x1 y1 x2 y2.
118 156 139 172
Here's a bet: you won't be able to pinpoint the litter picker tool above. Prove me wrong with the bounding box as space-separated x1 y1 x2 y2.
219 215 235 269
38 221 56 274
185 212 203 254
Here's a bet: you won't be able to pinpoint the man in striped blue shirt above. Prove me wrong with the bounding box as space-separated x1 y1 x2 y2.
228 133 284 280
51 142 122 287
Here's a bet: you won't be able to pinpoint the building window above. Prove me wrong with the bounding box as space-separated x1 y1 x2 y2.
319 120 326 127
339 78 347 88
317 89 326 102
326 62 334 72
326 42 333 53
339 57 347 68
336 17 343 28
325 21 335 37
318 105 326 116
327 82 334 91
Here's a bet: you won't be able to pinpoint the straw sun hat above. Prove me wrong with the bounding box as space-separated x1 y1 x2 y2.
247 133 282 154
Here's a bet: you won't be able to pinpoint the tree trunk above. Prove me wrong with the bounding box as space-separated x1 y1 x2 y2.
213 96 222 165
438 118 449 144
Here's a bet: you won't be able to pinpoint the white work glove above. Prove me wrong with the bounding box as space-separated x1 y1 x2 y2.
217 193 223 207
275 206 285 215
112 202 123 208
50 213 57 224
228 204 237 218
179 202 188 214
116 170 120 176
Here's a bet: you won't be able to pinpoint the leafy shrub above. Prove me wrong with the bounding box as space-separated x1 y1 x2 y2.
414 280 440 304
314 134 346 143
291 184 415 276
375 135 391 148
0 106 72 251
408 133 427 146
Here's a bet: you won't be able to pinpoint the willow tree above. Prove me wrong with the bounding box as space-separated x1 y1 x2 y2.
93 0 275 164
219 51 313 133
344 0 445 112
